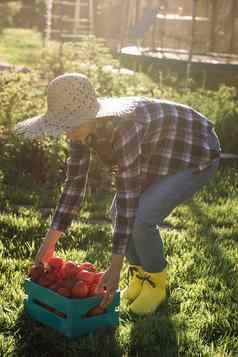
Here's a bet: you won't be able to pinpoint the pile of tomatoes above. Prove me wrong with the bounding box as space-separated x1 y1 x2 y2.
29 256 106 316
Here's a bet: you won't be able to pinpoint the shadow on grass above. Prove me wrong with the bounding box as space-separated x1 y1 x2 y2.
13 307 123 357
185 200 238 346
187 199 238 275
120 293 178 357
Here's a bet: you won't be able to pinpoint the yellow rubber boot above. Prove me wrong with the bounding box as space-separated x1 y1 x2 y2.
122 265 144 302
129 270 168 315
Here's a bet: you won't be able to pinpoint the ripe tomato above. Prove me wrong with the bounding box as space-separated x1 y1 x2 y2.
87 305 105 317
78 262 96 272
87 283 97 297
93 271 105 284
71 280 89 298
76 269 95 285
61 261 79 279
57 287 71 298
38 275 52 288
61 277 77 289
45 270 58 285
29 264 44 282
48 256 65 272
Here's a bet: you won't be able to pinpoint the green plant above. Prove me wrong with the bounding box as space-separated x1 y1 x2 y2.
0 71 45 130
0 133 67 187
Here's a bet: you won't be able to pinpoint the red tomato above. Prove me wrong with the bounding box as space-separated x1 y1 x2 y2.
38 275 52 288
29 264 44 282
57 287 71 298
48 256 65 272
88 283 97 297
87 305 105 317
48 278 62 291
71 280 89 298
61 277 77 289
78 262 96 272
45 270 58 285
93 271 105 284
49 282 60 292
61 261 79 279
76 269 95 285
88 283 105 296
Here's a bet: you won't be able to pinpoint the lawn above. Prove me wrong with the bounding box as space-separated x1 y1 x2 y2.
0 165 238 357
0 27 238 357
0 28 44 66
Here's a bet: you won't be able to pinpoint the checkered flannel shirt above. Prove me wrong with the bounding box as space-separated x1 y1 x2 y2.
51 97 221 255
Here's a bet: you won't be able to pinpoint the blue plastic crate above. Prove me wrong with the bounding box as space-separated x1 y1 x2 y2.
24 279 120 339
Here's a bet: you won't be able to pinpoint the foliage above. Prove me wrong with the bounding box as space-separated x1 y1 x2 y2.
0 71 65 190
0 71 45 130
0 133 67 186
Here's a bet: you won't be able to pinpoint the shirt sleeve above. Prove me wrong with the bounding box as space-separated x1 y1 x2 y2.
51 140 90 232
112 121 143 256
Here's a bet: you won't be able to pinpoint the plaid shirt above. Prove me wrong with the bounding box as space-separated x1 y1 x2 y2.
51 97 221 255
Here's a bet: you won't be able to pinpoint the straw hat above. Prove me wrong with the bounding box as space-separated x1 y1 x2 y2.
15 73 138 139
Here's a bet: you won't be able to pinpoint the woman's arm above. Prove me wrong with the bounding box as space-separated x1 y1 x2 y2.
34 140 91 265
51 140 91 231
34 229 62 265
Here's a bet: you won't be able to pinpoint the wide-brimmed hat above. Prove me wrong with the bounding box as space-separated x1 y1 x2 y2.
15 73 138 139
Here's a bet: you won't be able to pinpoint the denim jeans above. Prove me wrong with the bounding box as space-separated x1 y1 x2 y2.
112 129 221 273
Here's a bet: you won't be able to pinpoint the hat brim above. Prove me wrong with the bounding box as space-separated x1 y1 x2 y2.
15 97 139 139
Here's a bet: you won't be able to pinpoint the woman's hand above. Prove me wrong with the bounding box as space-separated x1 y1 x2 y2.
95 266 121 308
95 254 124 308
34 229 62 266
34 239 56 266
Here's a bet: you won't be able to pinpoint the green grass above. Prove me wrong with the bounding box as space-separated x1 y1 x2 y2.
0 28 43 66
0 166 238 356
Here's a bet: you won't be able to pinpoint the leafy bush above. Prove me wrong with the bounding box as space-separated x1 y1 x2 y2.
0 133 67 186
0 71 45 130
0 71 67 192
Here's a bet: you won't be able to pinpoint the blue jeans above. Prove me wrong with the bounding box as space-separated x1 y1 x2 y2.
112 129 221 273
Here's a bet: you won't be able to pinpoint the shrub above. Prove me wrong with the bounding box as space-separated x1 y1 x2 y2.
0 71 45 131
0 133 67 186
0 71 67 199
